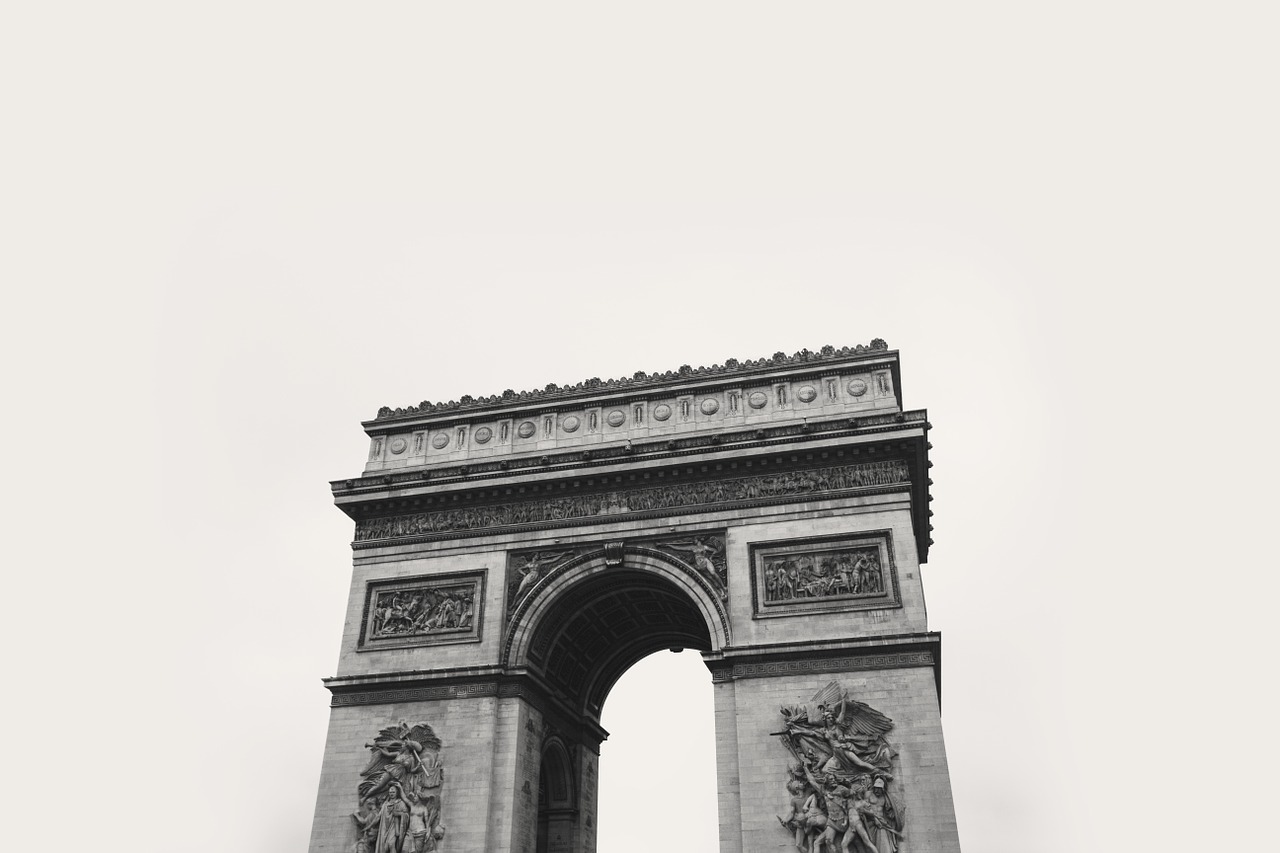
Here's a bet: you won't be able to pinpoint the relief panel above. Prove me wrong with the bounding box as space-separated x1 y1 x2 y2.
749 531 900 618
358 570 485 651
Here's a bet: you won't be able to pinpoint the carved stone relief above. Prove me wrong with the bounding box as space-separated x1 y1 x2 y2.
370 438 384 459
474 427 493 445
431 434 449 449
562 416 580 433
848 379 868 397
606 410 625 428
748 391 768 409
774 682 903 853
517 421 536 439
700 398 720 415
750 532 900 617
653 404 672 421
360 572 485 649
353 721 446 853
797 385 817 403
390 438 408 455
505 548 583 616
356 460 910 542
653 535 727 600
765 546 882 601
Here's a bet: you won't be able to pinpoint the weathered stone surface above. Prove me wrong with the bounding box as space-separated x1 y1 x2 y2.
308 347 960 853
362 346 902 473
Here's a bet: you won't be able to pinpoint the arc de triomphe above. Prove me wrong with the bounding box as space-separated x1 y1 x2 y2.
308 341 962 852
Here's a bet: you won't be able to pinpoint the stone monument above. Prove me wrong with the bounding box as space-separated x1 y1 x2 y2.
308 340 962 852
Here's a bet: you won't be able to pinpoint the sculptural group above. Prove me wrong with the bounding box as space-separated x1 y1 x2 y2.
764 549 885 603
370 587 475 639
352 722 446 853
775 682 904 853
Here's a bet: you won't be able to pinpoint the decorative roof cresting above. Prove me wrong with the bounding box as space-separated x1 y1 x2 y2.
374 339 889 421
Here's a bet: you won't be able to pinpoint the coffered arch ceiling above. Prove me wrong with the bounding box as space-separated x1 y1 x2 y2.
525 568 714 719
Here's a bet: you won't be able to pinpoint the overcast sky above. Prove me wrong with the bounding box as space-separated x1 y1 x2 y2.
3 3 1275 852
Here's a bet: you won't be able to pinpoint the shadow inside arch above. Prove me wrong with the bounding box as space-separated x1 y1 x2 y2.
504 547 729 720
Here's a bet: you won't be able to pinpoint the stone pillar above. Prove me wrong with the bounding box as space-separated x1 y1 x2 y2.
709 644 961 853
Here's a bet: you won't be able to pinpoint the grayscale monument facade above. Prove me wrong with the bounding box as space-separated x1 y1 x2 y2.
308 341 962 853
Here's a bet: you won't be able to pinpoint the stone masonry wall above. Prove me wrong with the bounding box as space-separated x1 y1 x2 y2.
308 695 504 853
723 499 927 647
715 665 961 853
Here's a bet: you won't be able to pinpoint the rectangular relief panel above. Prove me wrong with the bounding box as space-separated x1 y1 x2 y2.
749 531 900 618
358 570 485 651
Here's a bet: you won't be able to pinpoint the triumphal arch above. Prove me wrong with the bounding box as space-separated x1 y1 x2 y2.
308 341 962 853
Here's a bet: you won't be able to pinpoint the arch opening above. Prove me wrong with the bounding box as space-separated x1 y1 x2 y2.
596 650 719 853
523 566 716 719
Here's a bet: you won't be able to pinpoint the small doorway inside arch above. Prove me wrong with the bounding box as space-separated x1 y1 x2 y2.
536 738 576 853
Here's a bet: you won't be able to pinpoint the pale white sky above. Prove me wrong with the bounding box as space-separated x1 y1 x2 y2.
2 3 1275 852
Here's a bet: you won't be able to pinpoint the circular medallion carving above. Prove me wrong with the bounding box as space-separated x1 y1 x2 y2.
473 426 493 444
431 433 450 449
748 391 769 409
517 421 536 439
700 398 720 415
797 385 817 403
389 437 407 454
847 379 868 397
606 410 626 428
562 416 581 433
652 404 672 422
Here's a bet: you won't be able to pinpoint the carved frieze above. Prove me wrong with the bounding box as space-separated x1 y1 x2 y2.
774 682 904 853
749 532 900 618
353 721 446 853
356 459 910 542
359 571 485 650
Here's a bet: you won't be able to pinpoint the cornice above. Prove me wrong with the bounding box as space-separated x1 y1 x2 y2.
324 667 611 744
367 340 892 427
337 415 935 562
321 632 943 713
708 632 943 704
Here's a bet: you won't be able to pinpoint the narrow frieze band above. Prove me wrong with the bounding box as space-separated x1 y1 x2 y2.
355 459 910 543
708 651 935 683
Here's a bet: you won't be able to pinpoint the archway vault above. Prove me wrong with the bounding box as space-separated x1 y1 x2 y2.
503 547 729 719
